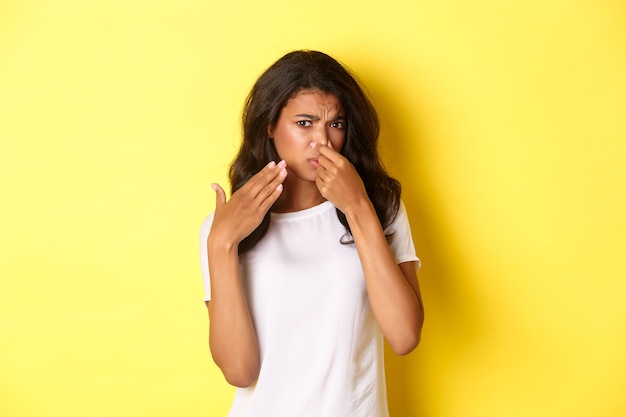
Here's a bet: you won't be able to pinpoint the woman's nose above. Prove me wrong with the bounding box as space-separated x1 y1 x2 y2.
311 128 329 146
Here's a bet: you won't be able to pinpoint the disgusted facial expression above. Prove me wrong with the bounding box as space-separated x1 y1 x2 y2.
268 89 346 184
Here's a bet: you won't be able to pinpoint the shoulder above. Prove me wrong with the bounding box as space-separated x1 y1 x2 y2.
385 200 420 266
386 200 410 232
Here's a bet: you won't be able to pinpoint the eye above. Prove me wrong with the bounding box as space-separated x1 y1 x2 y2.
331 121 346 129
297 120 312 127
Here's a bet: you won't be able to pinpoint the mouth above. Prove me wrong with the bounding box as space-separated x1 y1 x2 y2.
308 158 320 168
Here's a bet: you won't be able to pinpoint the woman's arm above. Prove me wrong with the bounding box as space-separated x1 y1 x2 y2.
315 144 424 355
206 161 287 386
343 200 424 355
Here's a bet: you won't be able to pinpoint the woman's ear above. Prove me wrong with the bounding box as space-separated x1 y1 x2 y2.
267 125 274 140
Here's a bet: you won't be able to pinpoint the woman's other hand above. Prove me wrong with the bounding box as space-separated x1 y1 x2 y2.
210 160 287 248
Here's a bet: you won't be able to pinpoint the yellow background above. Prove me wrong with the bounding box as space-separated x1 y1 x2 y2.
1 1 625 416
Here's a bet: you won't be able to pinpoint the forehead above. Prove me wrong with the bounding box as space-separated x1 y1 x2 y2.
282 89 343 113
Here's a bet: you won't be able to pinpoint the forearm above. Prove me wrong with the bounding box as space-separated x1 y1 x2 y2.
344 199 424 355
207 237 260 387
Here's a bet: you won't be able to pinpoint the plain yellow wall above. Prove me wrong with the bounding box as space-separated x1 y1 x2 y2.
1 1 625 416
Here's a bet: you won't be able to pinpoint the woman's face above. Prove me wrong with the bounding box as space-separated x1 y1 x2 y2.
268 89 346 183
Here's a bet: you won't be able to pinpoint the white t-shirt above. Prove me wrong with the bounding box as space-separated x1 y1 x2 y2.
199 200 419 417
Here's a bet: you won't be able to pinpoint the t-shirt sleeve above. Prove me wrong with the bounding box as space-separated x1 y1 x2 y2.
385 200 421 270
199 212 215 302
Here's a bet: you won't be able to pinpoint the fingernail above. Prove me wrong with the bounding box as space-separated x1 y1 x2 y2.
211 183 217 191
276 184 283 192
268 161 276 168
279 168 287 176
278 160 286 168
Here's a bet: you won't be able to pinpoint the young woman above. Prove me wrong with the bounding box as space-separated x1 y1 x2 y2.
200 50 424 417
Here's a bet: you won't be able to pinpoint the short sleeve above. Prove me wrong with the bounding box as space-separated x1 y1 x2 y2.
199 212 215 301
385 200 421 270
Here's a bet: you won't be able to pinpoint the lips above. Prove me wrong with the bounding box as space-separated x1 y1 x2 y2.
308 158 320 168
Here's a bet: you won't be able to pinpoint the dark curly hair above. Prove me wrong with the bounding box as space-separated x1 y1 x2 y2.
230 50 401 254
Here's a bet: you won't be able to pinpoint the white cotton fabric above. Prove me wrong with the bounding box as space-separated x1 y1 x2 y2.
199 200 419 417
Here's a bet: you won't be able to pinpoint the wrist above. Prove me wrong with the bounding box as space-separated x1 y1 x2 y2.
343 196 376 224
208 232 239 255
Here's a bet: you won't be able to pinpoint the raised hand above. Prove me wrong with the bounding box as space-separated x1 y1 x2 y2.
313 142 370 215
210 160 287 247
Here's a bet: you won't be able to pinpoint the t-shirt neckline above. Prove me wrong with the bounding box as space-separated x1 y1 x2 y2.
270 200 334 221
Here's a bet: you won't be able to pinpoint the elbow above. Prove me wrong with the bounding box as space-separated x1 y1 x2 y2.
213 354 260 388
390 331 421 356
223 368 259 388
209 333 260 388
389 316 424 356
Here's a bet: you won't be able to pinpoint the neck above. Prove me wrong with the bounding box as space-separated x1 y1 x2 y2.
272 179 325 213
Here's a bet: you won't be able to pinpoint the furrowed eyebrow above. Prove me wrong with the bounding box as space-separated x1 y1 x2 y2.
293 114 346 121
294 114 320 120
